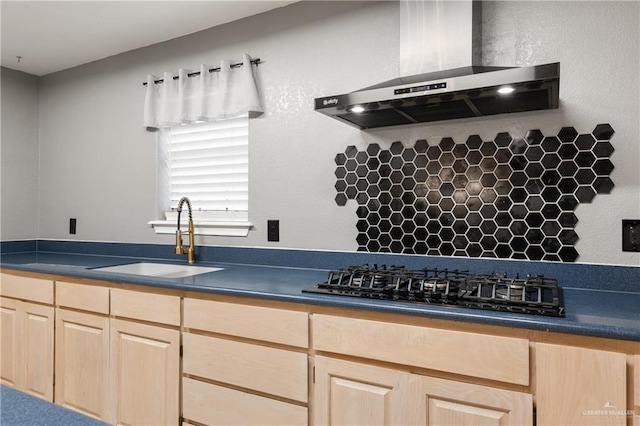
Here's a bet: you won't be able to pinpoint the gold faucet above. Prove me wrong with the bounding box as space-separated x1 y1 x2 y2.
175 197 196 264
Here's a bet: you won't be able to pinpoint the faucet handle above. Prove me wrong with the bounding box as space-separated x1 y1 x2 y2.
175 230 184 255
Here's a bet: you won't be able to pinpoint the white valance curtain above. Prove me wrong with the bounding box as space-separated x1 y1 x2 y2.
143 53 263 129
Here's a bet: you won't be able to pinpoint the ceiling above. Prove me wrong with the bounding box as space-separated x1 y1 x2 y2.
1 1 296 76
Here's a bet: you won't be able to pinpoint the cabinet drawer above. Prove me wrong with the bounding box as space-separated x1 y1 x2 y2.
183 377 307 426
312 314 529 385
56 282 109 314
110 288 180 326
0 273 53 305
183 298 308 348
183 332 307 403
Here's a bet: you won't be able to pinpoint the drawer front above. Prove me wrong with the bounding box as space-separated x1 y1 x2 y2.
56 281 109 314
183 332 307 403
110 288 180 326
0 273 53 305
182 377 307 426
183 298 308 348
312 314 530 386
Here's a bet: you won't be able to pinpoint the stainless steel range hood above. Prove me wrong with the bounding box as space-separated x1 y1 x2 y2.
314 1 560 130
314 63 560 129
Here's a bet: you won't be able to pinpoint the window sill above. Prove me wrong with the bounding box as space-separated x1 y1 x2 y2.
148 220 253 237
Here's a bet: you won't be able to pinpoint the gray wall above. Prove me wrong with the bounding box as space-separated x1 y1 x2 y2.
35 1 398 248
1 67 39 240
3 1 640 266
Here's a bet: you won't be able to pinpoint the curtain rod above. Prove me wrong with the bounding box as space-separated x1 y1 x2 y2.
142 58 261 86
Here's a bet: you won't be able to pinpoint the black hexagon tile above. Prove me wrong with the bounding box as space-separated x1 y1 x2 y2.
334 124 615 262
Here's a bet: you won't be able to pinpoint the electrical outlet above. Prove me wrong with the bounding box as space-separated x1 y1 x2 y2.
267 220 279 242
69 218 77 235
622 220 640 252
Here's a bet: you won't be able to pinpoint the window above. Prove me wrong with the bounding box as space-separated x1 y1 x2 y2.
149 116 252 236
164 117 248 213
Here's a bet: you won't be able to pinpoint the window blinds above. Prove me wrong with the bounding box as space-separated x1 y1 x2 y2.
166 116 248 212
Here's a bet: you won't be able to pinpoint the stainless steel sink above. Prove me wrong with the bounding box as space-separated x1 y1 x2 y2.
92 262 222 278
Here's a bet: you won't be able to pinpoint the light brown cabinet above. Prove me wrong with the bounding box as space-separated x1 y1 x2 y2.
313 355 415 425
109 288 181 426
55 308 110 419
312 313 530 385
15 301 54 400
311 315 533 426
182 297 308 426
1 268 638 426
0 296 20 388
110 318 180 426
0 273 54 401
417 375 533 425
635 355 640 425
183 377 307 426
55 281 110 420
536 343 628 426
314 356 532 426
54 281 180 425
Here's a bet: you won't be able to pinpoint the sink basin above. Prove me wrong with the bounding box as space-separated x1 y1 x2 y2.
93 262 222 278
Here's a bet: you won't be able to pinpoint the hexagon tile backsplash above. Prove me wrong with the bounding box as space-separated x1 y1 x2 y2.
334 124 615 262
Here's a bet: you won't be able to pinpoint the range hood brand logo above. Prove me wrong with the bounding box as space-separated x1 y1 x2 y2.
323 98 339 106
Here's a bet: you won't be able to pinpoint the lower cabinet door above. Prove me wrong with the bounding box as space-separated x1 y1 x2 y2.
635 355 639 425
55 309 110 421
183 377 307 426
536 343 627 426
110 319 180 426
313 356 417 426
313 356 532 426
0 297 21 388
21 302 54 401
417 376 533 426
0 298 54 401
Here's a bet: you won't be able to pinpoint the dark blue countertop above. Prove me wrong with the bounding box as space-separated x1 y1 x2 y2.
0 386 108 426
1 251 638 342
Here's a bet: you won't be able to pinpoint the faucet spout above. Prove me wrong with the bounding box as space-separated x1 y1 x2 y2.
175 197 196 264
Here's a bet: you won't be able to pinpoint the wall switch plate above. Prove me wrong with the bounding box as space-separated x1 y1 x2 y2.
622 220 640 252
267 220 279 242
69 218 77 235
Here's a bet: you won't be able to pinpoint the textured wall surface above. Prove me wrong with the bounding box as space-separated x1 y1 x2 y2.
4 1 640 266
1 67 40 240
35 1 398 247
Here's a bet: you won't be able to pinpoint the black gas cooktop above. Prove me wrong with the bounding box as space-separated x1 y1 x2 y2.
302 264 564 317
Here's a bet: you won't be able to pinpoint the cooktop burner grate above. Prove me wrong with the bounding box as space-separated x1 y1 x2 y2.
303 264 564 317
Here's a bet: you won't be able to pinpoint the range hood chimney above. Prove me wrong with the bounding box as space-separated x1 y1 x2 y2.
315 0 559 130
